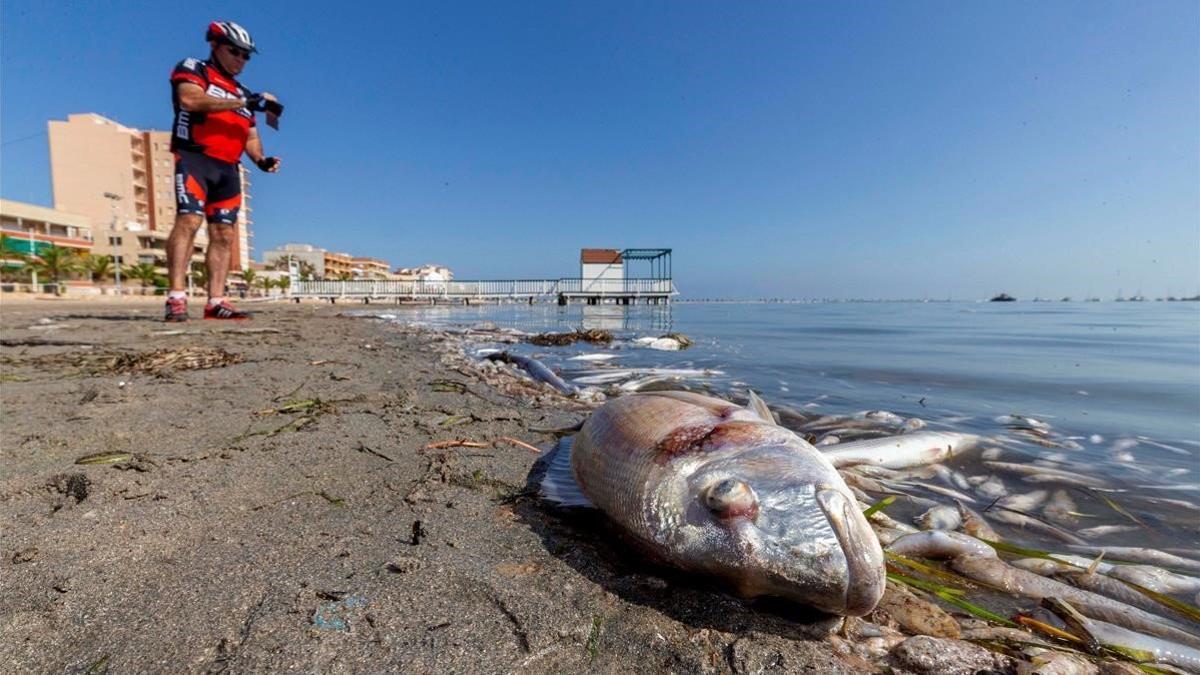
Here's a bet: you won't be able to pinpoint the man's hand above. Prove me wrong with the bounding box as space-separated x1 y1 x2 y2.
246 92 284 116
256 157 282 173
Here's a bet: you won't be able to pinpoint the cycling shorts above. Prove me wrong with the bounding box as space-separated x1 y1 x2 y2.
174 150 242 225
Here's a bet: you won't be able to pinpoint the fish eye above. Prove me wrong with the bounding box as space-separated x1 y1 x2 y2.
704 479 758 519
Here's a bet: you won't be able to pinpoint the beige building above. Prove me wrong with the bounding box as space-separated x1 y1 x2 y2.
351 257 391 279
324 251 354 279
47 113 252 273
0 200 95 286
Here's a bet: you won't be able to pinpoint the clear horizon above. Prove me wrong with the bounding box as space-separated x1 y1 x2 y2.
2 1 1197 300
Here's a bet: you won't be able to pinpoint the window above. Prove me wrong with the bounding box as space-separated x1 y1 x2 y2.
108 236 122 246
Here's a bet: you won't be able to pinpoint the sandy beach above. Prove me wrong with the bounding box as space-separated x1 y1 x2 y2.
2 299 1032 674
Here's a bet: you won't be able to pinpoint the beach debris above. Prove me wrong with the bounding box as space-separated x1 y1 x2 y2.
888 636 1014 674
485 352 577 396
632 333 693 350
12 546 38 564
47 473 90 503
527 329 612 346
386 555 423 574
424 439 489 450
429 379 468 393
355 443 394 462
311 595 367 632
74 451 133 465
496 436 541 454
109 346 243 374
539 390 885 616
254 398 332 417
873 582 962 638
411 520 426 545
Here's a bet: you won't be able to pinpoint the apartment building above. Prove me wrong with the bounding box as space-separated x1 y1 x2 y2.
0 199 94 257
323 251 354 279
351 257 392 279
47 113 252 272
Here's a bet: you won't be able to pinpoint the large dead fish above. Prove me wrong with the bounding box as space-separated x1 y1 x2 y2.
540 390 885 616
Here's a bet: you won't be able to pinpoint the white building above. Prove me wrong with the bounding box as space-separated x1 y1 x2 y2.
580 248 624 293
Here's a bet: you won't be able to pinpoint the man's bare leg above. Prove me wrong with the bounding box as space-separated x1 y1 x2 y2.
206 222 235 298
167 213 205 292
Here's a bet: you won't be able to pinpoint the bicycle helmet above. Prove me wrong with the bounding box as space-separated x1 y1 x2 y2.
206 21 257 53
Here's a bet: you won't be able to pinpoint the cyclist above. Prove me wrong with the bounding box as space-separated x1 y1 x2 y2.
164 20 283 321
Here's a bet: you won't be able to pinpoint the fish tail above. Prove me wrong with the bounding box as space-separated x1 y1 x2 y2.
539 436 594 508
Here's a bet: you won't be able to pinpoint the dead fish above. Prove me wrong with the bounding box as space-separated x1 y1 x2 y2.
1042 489 1081 526
540 390 885 616
994 414 1052 431
1062 546 1200 575
485 352 576 395
820 432 980 470
914 505 962 531
984 461 1109 488
955 500 1001 541
887 531 1200 649
1076 524 1140 540
972 475 1008 501
932 465 972 492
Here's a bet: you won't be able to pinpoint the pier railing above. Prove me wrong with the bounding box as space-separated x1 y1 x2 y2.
291 277 676 299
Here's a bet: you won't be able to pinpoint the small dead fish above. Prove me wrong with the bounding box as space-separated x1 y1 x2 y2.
914 505 962 531
956 500 1001 541
972 476 1008 501
1076 524 1140 539
932 465 972 492
1042 489 1080 526
821 432 979 470
984 461 1109 488
540 390 884 616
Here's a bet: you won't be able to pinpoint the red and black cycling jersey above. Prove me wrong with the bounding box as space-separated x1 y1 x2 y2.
169 57 256 164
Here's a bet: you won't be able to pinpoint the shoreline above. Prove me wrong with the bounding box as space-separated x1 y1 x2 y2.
0 300 1050 672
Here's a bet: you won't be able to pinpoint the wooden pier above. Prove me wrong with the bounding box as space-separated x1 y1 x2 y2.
290 277 677 305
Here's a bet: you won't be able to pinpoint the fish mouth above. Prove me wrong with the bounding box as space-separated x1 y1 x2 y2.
817 488 885 615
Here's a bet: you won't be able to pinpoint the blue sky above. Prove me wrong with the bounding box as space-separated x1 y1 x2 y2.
3 1 1197 299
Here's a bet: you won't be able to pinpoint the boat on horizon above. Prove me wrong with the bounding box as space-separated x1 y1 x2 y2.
990 293 1016 302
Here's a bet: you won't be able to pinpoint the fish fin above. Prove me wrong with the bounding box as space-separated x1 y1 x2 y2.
746 390 777 425
539 436 594 508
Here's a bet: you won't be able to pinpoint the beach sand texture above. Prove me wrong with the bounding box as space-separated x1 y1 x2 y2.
1 300 1006 673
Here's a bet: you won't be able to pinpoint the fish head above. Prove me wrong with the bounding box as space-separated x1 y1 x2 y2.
680 445 885 616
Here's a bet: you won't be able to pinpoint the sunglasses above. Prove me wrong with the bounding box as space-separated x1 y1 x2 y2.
224 45 252 60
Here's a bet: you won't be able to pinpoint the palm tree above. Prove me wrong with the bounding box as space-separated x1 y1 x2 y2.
189 263 209 294
124 262 161 290
241 267 257 295
29 245 82 295
255 276 273 296
0 234 29 283
84 254 114 284
276 275 291 294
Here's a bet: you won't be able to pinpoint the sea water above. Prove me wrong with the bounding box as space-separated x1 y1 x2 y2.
379 301 1200 526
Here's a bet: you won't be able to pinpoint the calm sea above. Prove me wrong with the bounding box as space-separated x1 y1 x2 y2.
378 301 1200 499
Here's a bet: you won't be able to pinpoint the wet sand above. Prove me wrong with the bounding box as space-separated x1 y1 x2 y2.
0 299 1019 673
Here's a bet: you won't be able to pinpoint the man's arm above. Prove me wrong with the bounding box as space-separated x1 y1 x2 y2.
176 82 246 113
245 128 281 173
